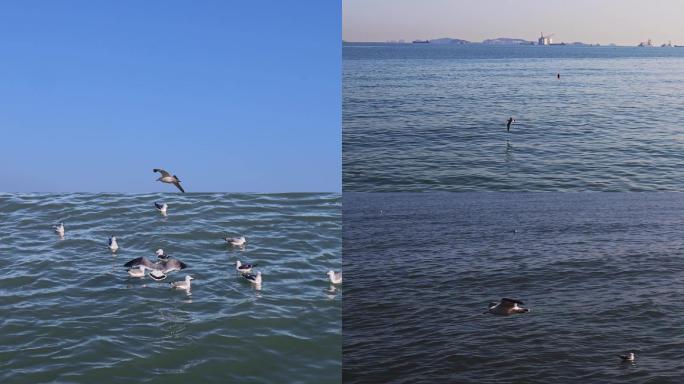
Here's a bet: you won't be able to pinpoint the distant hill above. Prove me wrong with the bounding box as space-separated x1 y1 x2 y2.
482 37 534 45
429 37 471 44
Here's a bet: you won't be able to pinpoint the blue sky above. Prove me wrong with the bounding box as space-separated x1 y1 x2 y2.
0 0 340 193
344 0 684 46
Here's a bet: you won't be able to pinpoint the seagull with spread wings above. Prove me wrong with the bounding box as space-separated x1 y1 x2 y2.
153 168 185 193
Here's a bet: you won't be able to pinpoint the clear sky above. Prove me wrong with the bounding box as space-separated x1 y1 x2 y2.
344 0 684 46
0 0 340 193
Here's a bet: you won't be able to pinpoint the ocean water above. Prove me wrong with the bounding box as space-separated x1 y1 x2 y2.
0 193 341 384
343 44 684 191
343 192 684 383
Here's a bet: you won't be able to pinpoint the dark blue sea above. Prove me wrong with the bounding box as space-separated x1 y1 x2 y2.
343 44 684 191
343 192 684 383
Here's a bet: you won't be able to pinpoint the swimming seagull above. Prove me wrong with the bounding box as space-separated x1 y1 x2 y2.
618 352 635 362
155 202 168 216
54 223 65 237
128 265 148 278
236 260 255 273
225 235 247 247
109 236 119 253
327 270 342 284
169 275 194 292
123 256 188 281
242 271 262 287
153 169 185 193
484 298 529 315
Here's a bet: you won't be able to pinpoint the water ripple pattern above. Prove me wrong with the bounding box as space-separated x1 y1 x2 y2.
343 44 684 191
0 193 341 384
343 192 684 384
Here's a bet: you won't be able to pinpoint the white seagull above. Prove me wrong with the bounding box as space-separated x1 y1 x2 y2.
53 223 65 238
225 235 247 247
153 169 185 193
170 275 194 292
327 270 342 284
618 352 635 362
128 265 148 278
485 298 529 315
155 202 168 216
236 260 255 273
109 236 119 253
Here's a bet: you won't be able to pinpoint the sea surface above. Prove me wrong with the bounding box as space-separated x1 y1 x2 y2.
343 44 684 191
0 193 341 384
343 192 684 383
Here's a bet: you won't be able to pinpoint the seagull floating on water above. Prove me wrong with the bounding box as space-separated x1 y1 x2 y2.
155 202 168 216
242 271 262 287
169 275 194 292
53 223 65 237
618 352 635 362
327 270 342 284
128 265 147 278
236 260 255 273
153 168 185 193
123 256 188 281
109 236 119 253
485 298 529 315
225 235 247 247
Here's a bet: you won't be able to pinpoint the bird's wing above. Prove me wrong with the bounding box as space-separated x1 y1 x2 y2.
155 202 163 209
173 181 185 193
153 169 171 177
123 257 157 269
501 298 524 305
108 238 113 246
163 258 188 272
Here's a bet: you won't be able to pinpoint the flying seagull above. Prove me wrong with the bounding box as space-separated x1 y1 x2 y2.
153 169 185 193
484 298 529 315
225 235 247 247
169 275 194 293
54 223 65 238
123 256 188 281
236 260 256 273
618 352 635 362
109 236 119 253
155 202 168 215
327 270 342 284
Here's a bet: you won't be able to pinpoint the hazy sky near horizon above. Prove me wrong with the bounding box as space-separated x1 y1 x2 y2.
0 0 340 193
344 0 684 45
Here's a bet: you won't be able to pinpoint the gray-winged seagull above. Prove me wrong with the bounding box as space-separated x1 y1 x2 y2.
618 352 635 362
225 235 247 247
153 169 185 193
123 256 188 281
241 271 262 289
169 275 194 292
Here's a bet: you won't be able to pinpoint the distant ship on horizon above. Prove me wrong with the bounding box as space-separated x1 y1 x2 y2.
412 39 430 44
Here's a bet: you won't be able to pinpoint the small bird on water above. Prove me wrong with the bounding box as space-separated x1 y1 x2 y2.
484 298 529 315
506 117 516 132
169 275 194 293
155 202 168 216
54 223 65 238
153 169 185 193
236 260 255 273
327 270 342 284
109 236 119 253
225 235 247 247
618 352 635 363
